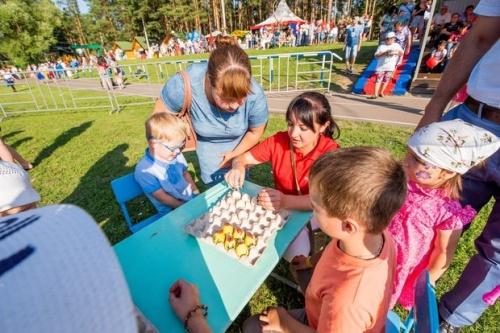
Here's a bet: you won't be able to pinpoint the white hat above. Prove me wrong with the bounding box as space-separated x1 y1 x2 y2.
0 161 40 213
0 205 139 332
386 32 396 39
408 119 500 174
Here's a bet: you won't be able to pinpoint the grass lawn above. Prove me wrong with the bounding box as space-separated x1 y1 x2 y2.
1 106 497 332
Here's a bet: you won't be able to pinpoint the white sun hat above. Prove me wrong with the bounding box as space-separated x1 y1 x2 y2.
408 119 500 174
0 161 40 213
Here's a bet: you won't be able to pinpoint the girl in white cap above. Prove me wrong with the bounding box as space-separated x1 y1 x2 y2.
388 119 499 309
368 31 403 99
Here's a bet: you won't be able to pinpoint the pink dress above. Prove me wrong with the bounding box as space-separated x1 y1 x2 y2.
388 181 476 309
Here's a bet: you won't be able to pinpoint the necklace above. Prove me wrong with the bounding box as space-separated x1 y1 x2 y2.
338 235 385 260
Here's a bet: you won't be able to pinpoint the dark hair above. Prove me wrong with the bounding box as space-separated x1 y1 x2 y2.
389 5 398 15
285 91 340 139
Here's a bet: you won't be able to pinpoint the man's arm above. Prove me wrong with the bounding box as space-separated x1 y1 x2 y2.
419 15 500 127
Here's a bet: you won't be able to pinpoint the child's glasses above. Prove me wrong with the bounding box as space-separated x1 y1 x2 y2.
149 137 186 153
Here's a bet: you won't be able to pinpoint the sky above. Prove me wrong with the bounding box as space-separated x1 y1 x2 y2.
77 0 89 13
53 0 90 14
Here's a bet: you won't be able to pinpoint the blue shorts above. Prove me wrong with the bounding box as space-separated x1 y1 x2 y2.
345 45 358 60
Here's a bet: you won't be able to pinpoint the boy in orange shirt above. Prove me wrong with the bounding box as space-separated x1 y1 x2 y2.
243 147 407 333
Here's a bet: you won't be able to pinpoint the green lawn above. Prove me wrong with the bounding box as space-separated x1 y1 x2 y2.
1 106 497 332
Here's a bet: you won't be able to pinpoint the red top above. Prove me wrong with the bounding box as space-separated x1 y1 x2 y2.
250 131 339 195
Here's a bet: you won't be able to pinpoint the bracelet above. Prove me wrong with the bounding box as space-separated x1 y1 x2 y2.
184 304 208 332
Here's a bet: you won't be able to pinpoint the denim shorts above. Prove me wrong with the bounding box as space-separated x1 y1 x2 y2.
345 45 359 60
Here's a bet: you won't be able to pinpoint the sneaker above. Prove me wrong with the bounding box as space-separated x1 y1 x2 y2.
439 320 462 333
350 68 355 74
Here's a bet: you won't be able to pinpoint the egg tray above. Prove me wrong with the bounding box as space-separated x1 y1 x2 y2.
185 190 289 266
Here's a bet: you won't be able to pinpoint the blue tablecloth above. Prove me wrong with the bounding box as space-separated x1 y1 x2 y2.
114 181 312 332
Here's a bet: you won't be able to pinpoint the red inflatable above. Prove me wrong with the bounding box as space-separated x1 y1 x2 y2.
426 56 439 69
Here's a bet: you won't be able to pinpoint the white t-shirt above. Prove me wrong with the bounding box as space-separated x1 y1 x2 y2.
432 48 447 62
375 43 404 72
433 12 451 26
467 0 500 108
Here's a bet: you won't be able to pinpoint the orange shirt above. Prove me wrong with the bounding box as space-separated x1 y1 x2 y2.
305 231 396 333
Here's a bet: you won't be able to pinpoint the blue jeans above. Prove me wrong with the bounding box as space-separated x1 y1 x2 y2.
439 103 500 327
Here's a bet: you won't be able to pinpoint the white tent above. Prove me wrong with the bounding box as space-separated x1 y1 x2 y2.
250 0 305 30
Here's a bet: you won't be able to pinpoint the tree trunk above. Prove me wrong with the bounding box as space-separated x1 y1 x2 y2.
207 0 213 33
327 0 332 24
193 0 201 32
212 0 221 31
238 1 242 30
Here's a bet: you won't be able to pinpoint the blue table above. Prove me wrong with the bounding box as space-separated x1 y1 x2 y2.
114 181 312 333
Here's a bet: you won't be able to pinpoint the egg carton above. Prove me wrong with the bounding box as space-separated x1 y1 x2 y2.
185 190 289 266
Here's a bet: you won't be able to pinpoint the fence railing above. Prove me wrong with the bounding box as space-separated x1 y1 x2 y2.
0 51 341 118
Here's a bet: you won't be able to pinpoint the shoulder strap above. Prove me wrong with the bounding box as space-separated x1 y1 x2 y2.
289 139 302 196
178 71 192 117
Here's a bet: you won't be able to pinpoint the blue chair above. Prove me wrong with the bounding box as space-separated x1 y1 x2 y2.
386 271 439 333
111 173 162 233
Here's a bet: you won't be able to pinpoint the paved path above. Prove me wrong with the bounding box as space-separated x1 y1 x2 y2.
64 79 427 127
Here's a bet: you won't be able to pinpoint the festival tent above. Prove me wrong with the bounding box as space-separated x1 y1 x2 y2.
250 0 305 30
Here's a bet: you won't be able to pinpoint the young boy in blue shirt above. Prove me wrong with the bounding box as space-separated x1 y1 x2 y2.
135 112 199 215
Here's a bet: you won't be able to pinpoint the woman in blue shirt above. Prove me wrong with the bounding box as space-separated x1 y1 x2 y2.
154 43 269 186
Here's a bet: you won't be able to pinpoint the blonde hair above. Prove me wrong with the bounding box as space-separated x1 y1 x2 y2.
441 173 462 201
145 112 187 142
207 45 252 100
310 147 407 234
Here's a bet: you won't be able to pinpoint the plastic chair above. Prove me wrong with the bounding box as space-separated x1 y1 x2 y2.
110 173 162 233
386 271 439 333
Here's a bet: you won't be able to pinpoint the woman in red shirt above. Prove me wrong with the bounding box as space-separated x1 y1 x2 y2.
225 91 340 260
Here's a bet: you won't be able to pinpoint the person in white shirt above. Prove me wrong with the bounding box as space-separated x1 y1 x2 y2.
418 1 500 331
368 32 403 99
431 5 452 39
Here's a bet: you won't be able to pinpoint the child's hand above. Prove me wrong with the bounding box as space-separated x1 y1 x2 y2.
168 279 201 321
225 166 245 189
291 255 313 271
259 307 286 332
258 188 286 211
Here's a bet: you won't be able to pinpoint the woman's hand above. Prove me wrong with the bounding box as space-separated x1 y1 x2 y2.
168 279 201 320
257 188 286 211
224 166 245 189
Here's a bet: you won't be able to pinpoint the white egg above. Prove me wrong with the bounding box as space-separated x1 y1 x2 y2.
242 193 250 203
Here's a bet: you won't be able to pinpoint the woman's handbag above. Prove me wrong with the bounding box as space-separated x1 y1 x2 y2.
155 71 197 151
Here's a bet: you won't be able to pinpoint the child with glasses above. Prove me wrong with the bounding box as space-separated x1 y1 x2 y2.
135 112 199 215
